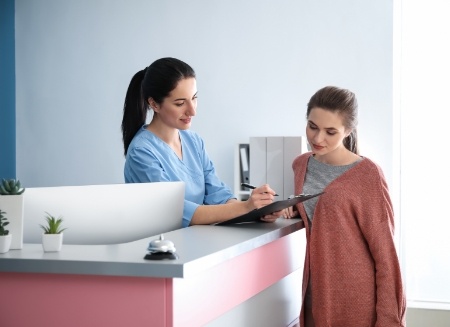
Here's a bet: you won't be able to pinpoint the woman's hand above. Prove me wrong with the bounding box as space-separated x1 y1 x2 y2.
282 206 299 219
245 184 277 211
260 210 283 223
260 206 299 223
244 184 299 223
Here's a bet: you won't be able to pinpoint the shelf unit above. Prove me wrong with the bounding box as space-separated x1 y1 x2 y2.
234 137 308 201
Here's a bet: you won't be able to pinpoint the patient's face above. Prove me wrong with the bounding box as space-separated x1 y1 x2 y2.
306 107 349 156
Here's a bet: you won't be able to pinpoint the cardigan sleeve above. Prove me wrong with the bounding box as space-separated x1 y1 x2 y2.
355 164 406 326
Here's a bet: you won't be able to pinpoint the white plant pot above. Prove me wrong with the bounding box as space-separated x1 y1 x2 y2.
0 194 24 249
0 234 12 253
42 233 63 252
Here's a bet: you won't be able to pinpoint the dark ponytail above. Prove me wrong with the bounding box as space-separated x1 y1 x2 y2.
343 129 358 155
121 68 148 156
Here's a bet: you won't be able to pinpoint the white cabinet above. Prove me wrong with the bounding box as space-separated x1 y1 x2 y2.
250 136 308 199
234 137 309 200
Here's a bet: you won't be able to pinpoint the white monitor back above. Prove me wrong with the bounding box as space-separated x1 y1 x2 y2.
23 182 184 245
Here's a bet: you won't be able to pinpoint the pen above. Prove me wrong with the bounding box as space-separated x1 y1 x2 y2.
241 183 279 196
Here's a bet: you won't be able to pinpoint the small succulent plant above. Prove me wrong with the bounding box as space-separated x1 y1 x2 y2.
0 209 10 236
0 179 25 195
39 212 67 234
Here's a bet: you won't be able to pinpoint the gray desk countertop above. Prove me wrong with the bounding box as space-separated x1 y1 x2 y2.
0 218 304 278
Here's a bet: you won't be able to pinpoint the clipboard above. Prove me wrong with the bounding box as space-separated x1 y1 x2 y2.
216 192 324 226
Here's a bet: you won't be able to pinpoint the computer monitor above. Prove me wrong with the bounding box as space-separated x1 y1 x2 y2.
23 181 184 245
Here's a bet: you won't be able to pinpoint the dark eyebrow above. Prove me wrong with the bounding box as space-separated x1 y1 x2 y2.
173 92 197 102
308 120 338 131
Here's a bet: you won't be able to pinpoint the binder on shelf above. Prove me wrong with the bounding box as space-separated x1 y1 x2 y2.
266 137 283 199
239 144 250 189
249 137 266 188
283 136 308 198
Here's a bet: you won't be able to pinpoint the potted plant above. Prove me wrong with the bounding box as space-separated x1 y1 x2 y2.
0 179 25 249
39 212 67 252
0 209 12 253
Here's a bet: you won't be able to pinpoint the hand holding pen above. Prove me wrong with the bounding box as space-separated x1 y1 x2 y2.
241 183 279 196
241 183 281 223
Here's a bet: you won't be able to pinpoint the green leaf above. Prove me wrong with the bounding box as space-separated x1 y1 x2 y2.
0 184 8 195
3 179 11 192
0 179 25 195
40 212 66 234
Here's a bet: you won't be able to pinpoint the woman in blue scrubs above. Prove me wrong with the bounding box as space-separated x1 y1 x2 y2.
121 57 280 227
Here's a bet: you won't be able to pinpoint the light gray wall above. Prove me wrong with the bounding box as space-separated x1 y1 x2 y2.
15 0 393 192
17 1 450 324
398 0 450 315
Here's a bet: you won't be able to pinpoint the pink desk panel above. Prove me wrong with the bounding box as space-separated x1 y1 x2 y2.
0 232 301 327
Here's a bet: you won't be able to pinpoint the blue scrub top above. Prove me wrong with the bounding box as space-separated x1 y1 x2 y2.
124 126 235 227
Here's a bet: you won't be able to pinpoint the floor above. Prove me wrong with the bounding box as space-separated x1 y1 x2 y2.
406 308 450 327
287 308 450 326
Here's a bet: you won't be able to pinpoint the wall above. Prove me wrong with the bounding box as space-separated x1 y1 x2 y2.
397 0 450 315
0 0 16 179
14 0 394 193
12 0 450 325
20 0 447 324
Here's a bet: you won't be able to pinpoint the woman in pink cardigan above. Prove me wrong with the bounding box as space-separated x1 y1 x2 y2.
287 86 406 326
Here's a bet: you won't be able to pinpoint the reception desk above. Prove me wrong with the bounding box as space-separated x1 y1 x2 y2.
0 218 305 327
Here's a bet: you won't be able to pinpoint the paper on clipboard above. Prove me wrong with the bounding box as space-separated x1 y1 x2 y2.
216 192 324 226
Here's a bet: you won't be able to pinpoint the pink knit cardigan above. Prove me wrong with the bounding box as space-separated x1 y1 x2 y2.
293 152 406 327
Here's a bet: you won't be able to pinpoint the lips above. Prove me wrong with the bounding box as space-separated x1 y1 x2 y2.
312 144 324 150
181 118 191 124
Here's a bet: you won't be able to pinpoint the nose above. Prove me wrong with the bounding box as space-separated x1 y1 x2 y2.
186 100 196 117
312 130 324 144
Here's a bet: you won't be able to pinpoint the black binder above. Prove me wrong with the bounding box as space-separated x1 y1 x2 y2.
216 192 324 225
239 144 250 187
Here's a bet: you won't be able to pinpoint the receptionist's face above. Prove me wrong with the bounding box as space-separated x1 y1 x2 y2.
154 77 198 131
